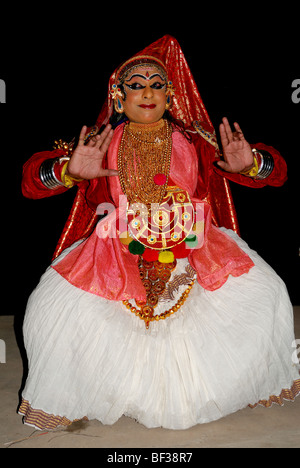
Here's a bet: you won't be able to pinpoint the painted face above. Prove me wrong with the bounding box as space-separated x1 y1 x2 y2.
120 66 167 124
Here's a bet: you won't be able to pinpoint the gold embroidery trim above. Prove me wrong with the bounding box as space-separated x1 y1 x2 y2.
249 378 300 409
19 399 88 430
192 121 219 150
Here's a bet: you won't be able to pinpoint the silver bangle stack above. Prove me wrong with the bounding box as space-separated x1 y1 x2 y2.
39 157 69 189
255 150 275 180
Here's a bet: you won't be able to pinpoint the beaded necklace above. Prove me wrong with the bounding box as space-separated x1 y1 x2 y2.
117 119 172 208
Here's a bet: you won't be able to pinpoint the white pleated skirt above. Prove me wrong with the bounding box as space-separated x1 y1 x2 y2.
19 229 300 430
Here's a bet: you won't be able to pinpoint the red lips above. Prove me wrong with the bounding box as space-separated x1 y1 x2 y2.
139 104 156 109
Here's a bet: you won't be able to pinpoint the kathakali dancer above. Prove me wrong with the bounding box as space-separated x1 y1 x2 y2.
19 35 299 430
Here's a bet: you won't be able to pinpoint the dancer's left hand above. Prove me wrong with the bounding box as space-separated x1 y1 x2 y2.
218 117 254 173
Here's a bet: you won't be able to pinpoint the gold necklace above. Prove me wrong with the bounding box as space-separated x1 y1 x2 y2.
118 119 172 207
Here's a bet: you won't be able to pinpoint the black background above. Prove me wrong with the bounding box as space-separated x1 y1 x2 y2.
1 10 299 321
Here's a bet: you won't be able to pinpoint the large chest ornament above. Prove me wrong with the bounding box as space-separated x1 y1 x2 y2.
117 120 203 328
127 187 195 251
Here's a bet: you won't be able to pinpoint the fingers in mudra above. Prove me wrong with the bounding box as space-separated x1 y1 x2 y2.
217 117 254 173
67 125 117 179
85 125 113 152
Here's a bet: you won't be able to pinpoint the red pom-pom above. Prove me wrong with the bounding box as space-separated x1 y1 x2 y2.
153 173 167 185
171 241 188 259
142 248 159 262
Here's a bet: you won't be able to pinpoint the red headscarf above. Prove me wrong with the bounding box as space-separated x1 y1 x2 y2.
53 35 239 259
95 35 213 129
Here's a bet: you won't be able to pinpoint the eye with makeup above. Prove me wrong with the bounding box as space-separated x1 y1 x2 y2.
124 81 166 91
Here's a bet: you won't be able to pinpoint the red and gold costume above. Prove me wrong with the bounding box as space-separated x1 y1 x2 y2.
19 36 299 431
22 35 287 260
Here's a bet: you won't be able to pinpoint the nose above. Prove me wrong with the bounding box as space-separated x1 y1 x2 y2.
142 84 154 100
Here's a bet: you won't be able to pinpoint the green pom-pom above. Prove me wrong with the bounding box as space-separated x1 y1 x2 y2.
184 234 198 249
184 234 197 243
128 240 145 255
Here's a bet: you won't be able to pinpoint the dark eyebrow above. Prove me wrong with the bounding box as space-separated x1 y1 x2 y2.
125 74 148 82
125 73 166 82
148 73 165 81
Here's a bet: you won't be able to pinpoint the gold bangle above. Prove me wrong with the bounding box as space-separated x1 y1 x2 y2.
60 162 83 188
240 151 259 177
